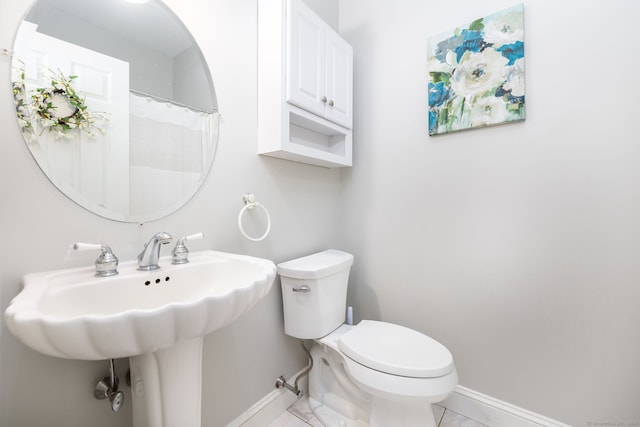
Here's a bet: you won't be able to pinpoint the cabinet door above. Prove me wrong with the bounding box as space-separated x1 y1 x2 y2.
324 28 353 129
286 0 326 116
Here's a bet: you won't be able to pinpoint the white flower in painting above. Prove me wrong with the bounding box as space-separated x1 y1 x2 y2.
470 96 508 126
445 49 458 67
503 58 525 97
428 57 454 74
483 13 524 47
451 48 508 96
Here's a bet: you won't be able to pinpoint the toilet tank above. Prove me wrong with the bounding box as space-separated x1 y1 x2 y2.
277 250 354 339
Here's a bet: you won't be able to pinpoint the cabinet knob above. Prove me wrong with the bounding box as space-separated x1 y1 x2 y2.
328 100 334 107
321 96 327 103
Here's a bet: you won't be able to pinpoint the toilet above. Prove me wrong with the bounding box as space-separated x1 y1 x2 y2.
277 250 458 427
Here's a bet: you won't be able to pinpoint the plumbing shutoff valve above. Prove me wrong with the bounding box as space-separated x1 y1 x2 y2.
275 375 302 398
94 359 125 412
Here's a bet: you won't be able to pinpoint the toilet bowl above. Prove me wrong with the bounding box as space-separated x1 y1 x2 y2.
277 250 457 427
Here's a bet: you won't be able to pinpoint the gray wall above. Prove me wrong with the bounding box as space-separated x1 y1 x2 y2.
0 0 341 425
339 0 640 426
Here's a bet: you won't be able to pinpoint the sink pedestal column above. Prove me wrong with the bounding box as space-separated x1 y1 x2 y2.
129 336 203 427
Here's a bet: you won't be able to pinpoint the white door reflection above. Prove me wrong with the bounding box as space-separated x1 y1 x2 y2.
15 21 130 218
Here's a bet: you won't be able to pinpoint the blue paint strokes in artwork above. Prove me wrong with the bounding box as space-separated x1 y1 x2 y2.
435 29 485 63
429 81 451 107
454 30 485 62
496 85 524 104
429 110 438 134
497 41 524 65
434 37 456 62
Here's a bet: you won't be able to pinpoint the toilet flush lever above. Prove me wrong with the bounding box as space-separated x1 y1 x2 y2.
292 285 311 293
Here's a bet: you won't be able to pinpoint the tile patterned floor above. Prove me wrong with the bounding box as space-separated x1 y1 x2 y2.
267 396 488 427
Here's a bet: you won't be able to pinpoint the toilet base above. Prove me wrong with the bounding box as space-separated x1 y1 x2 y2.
370 397 436 427
309 395 438 427
308 337 444 427
309 396 368 427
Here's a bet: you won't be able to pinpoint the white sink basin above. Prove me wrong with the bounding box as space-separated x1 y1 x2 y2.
5 250 277 360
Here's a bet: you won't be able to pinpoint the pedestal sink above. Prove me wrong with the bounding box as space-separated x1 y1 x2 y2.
4 250 277 427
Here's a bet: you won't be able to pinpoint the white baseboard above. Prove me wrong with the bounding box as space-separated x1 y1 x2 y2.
441 385 571 427
226 370 307 427
227 380 570 427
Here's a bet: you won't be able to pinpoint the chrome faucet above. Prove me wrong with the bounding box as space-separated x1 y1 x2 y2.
171 232 204 265
73 243 119 277
137 232 173 271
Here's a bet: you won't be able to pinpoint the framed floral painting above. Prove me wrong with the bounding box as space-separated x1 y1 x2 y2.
427 4 525 136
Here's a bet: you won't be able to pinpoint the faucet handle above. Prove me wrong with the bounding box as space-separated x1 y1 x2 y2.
171 233 204 265
73 243 119 277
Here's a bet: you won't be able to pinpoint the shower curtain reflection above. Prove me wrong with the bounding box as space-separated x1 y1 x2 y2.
129 92 217 218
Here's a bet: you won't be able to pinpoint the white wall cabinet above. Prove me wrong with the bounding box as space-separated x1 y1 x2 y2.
286 0 353 129
258 0 353 168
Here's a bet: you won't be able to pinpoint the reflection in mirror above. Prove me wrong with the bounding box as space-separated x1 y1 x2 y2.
11 0 219 223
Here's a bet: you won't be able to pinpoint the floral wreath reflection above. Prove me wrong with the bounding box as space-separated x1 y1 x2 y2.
12 64 110 140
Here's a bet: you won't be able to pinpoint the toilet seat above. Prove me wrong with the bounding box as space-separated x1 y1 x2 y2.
339 351 458 401
338 320 454 378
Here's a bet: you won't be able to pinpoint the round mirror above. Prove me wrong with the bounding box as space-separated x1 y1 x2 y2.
11 0 219 223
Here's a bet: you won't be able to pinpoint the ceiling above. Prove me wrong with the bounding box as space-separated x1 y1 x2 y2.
25 0 194 58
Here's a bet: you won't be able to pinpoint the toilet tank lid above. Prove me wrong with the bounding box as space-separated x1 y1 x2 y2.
277 250 354 279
